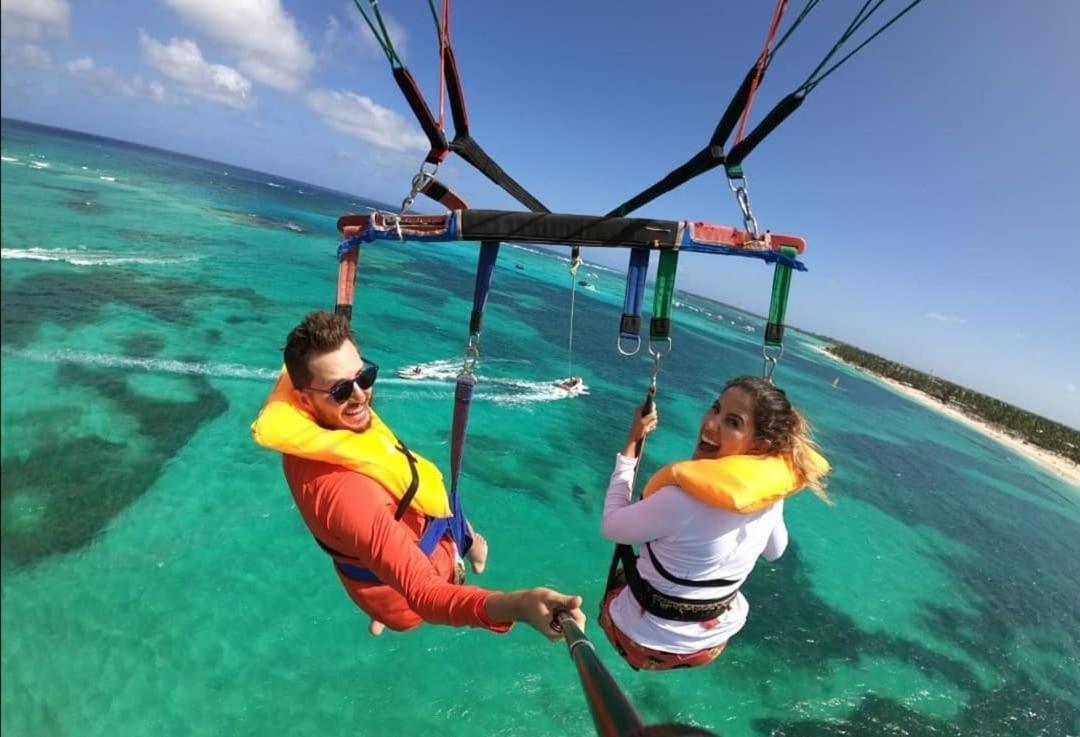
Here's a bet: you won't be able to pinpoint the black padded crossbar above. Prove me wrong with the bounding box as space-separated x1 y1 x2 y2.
460 210 679 246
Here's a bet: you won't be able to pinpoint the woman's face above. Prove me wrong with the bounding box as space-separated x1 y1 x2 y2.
692 387 764 460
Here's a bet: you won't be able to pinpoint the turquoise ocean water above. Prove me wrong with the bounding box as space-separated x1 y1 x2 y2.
2 119 1077 737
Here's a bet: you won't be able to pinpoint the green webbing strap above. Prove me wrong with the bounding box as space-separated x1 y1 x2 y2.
352 0 402 67
799 0 924 94
764 245 798 346
649 249 679 341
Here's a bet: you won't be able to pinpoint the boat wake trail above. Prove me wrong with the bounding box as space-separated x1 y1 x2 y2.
3 348 280 381
4 349 586 405
1 247 202 267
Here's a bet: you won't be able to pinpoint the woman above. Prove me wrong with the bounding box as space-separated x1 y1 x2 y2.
599 376 830 671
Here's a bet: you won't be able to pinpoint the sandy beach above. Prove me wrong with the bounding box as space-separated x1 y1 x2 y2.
810 345 1080 489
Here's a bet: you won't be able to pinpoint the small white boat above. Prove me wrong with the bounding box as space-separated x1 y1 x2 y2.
555 376 586 394
396 365 430 380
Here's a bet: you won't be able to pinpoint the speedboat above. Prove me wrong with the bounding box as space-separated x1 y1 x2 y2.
396 365 429 380
556 376 585 392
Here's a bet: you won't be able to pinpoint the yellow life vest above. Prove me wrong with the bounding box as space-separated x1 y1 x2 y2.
642 449 829 514
250 370 452 518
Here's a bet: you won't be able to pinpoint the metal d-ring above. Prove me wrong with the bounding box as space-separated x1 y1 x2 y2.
617 333 641 357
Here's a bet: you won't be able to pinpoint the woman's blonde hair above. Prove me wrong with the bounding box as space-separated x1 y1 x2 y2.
722 376 831 502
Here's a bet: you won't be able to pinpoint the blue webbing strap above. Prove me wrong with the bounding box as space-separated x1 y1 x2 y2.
468 241 500 335
619 248 650 344
448 240 499 527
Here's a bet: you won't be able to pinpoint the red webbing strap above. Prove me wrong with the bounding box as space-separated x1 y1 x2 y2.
335 226 361 321
735 0 789 145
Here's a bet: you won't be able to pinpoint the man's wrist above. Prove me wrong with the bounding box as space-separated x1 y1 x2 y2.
484 590 520 624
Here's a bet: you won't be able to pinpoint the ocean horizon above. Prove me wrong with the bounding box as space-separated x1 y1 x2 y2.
3 117 1077 737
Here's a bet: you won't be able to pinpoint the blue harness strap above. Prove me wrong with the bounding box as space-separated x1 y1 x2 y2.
313 439 472 584
325 495 472 584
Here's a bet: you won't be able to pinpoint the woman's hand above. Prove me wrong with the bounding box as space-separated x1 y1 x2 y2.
622 403 658 457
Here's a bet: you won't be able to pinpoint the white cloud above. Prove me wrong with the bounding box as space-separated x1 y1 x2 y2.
925 312 967 324
164 0 314 92
307 89 426 152
140 33 253 110
1 40 51 67
0 0 69 40
63 53 173 103
66 56 93 74
1067 384 1078 394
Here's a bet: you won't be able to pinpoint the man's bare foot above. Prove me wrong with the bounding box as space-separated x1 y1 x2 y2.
369 619 386 636
467 533 488 575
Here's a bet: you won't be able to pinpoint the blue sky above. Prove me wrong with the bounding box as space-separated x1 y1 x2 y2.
2 0 1078 427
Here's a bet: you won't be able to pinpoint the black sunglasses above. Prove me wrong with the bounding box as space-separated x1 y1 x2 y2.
306 359 379 404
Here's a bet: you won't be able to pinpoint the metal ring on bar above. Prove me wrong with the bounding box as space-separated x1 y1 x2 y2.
617 334 641 356
762 344 784 382
726 172 749 194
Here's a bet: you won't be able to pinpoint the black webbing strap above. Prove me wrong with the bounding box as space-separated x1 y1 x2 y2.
606 63 759 218
391 66 449 164
645 543 741 588
451 136 549 214
436 30 552 218
393 440 423 521
443 44 470 139
725 91 805 169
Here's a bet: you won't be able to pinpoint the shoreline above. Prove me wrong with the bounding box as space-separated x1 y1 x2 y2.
810 345 1080 489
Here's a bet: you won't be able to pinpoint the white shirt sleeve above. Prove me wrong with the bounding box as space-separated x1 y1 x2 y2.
761 501 788 561
601 453 688 544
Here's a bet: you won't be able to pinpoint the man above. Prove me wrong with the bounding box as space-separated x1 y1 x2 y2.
252 310 585 640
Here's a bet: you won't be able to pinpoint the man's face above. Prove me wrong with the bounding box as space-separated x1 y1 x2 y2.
293 340 374 432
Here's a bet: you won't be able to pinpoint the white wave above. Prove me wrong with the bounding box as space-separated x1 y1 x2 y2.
267 181 283 188
1 156 19 162
99 176 116 182
3 348 280 381
30 161 50 169
1 248 202 267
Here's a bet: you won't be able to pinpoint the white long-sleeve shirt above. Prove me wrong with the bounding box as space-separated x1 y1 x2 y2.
602 453 788 653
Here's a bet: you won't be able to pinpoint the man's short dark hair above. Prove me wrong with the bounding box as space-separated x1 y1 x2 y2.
283 311 356 388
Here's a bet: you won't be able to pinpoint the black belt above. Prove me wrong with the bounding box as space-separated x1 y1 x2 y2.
616 545 740 623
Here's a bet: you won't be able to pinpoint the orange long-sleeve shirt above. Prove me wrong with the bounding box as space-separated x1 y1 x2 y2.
283 455 511 633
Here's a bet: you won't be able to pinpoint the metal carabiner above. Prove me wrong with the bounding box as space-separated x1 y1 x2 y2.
462 333 481 374
616 333 641 357
762 344 784 383
727 173 760 240
647 336 672 360
398 160 440 222
648 349 664 385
